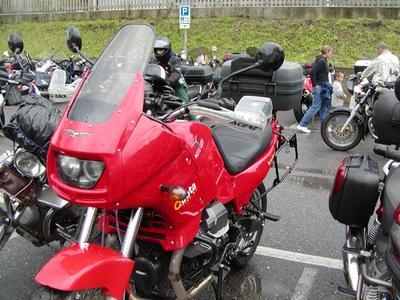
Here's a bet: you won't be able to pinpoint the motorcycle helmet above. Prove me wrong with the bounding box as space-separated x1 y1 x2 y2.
255 42 285 71
154 36 171 61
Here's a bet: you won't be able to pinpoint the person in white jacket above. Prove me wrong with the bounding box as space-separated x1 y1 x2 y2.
332 72 347 107
361 42 399 86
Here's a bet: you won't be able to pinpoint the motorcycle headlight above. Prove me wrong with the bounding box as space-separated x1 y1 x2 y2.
14 150 46 178
56 154 105 189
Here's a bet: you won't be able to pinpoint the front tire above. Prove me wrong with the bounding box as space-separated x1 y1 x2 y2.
230 183 267 269
294 94 312 123
32 287 108 300
0 196 13 251
321 110 363 151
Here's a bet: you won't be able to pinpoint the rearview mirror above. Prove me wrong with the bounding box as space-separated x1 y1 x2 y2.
8 32 24 54
66 26 82 53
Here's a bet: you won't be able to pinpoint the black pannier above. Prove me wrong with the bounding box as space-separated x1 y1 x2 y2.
181 65 214 85
219 58 304 111
329 154 380 228
372 89 400 146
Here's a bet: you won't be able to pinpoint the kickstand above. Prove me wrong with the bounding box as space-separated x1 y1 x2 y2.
212 264 230 300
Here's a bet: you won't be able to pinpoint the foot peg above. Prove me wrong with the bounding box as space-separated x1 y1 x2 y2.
261 212 280 222
337 286 356 296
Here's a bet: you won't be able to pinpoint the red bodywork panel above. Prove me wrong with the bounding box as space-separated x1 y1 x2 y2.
35 243 134 299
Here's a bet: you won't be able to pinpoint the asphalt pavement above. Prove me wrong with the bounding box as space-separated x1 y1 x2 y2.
0 107 386 300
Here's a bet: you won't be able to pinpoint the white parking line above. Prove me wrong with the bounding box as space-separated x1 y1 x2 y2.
256 246 342 270
291 267 318 300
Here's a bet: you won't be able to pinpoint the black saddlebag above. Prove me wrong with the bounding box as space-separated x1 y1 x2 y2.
329 154 380 228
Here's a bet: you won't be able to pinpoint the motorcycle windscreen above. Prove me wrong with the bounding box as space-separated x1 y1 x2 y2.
67 24 155 124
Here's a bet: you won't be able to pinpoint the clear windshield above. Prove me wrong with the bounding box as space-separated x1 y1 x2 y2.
68 24 155 123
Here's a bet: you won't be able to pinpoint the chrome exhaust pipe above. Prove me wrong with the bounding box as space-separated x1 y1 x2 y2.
168 248 214 299
342 226 366 292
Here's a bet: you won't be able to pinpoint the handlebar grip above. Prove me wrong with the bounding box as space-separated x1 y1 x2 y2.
197 100 221 111
0 69 10 78
374 144 400 162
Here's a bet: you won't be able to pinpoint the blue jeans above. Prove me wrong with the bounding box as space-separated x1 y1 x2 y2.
299 84 332 127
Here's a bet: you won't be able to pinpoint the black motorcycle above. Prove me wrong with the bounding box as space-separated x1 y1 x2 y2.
321 77 392 151
0 94 83 251
329 86 400 299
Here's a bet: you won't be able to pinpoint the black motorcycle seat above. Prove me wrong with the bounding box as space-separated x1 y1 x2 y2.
211 123 273 175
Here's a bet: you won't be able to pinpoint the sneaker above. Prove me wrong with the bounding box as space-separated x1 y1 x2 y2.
296 125 311 134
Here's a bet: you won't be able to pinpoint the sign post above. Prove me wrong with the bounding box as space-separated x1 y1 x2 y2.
179 4 190 60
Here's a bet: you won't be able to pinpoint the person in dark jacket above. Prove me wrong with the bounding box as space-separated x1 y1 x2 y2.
297 45 333 133
151 36 188 103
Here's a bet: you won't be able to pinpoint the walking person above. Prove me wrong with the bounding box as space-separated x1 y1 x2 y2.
297 45 334 134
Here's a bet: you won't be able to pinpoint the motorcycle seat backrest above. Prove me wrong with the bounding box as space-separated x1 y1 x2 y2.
211 123 273 175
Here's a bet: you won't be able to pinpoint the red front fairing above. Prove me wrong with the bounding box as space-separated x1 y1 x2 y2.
47 24 279 251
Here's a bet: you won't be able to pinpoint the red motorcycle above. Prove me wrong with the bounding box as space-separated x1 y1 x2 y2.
293 76 313 123
32 24 297 300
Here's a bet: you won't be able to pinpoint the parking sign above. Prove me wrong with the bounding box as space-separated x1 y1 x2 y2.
179 4 190 29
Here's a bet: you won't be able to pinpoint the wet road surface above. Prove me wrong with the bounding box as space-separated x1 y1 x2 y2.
0 108 385 299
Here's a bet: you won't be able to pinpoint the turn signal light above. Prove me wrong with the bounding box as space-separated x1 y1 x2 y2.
393 204 400 226
160 185 187 201
331 157 349 195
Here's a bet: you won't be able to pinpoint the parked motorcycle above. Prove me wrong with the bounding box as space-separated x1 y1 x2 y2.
321 77 393 151
329 87 400 299
32 24 298 300
293 76 313 123
0 92 83 253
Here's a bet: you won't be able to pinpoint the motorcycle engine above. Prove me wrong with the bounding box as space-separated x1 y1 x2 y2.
133 202 230 298
184 201 229 259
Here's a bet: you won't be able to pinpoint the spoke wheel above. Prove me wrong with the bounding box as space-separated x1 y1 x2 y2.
321 111 363 151
230 183 267 269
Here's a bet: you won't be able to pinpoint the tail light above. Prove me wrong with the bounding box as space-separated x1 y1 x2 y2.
376 202 384 220
331 157 349 195
393 204 400 225
223 54 232 62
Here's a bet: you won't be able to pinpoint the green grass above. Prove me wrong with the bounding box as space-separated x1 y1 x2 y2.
0 17 399 68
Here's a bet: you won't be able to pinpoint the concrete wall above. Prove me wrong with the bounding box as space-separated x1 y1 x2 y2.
1 7 400 24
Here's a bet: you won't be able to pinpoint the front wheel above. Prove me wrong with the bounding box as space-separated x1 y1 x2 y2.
230 183 267 269
321 110 363 151
0 109 5 131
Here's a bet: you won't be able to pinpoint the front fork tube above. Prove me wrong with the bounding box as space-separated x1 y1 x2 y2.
121 207 143 258
340 104 360 133
340 89 371 133
78 207 98 245
78 207 144 259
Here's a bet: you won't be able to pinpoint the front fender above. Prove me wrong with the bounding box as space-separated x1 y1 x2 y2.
35 243 134 299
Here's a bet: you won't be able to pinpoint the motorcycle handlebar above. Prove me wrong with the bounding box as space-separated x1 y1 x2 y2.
373 144 400 162
0 69 10 78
